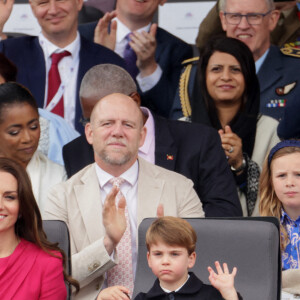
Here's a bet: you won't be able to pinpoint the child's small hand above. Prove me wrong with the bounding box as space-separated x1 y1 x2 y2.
208 261 238 300
97 286 131 300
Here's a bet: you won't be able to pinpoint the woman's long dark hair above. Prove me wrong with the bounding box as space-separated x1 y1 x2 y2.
0 157 79 292
192 36 260 157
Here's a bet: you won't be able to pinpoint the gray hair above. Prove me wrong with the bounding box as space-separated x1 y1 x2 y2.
79 64 137 100
219 0 275 11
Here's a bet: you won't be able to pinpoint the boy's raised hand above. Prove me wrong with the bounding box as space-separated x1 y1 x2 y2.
208 261 239 300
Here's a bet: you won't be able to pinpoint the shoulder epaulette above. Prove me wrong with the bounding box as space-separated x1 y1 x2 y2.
181 56 199 66
280 45 300 58
179 58 199 118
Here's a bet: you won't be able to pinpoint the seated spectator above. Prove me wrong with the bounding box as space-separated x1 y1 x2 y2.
259 140 300 296
44 92 204 299
0 82 66 214
173 0 300 122
0 157 79 299
79 0 193 118
196 0 300 50
0 52 80 165
63 64 242 217
97 216 242 300
180 36 279 216
0 0 125 133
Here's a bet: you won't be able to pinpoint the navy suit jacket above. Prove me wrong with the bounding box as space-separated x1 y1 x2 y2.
0 35 126 133
63 114 242 217
78 23 193 118
258 45 300 121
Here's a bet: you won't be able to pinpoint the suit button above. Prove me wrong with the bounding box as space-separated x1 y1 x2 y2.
96 283 100 290
88 260 100 272
169 294 175 300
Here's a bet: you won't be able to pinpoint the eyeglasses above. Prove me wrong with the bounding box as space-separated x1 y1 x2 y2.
224 10 272 25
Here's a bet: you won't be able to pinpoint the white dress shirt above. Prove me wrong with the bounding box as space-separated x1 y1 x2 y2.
95 160 139 277
39 32 80 129
114 18 162 92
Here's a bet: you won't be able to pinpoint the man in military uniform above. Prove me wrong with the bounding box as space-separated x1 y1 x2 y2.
196 0 300 50
218 0 300 120
172 0 300 121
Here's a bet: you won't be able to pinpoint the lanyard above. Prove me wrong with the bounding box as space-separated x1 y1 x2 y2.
44 65 75 112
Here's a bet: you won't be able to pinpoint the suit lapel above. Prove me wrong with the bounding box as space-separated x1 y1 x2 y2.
137 158 165 229
257 46 282 94
23 38 46 107
155 28 163 60
153 114 177 171
74 164 105 243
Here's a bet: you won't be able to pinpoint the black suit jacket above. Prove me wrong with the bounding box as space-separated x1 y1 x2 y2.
63 114 242 217
78 23 193 118
0 35 126 134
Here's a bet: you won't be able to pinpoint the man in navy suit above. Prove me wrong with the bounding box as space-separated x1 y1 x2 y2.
63 64 242 218
0 0 125 134
79 0 193 118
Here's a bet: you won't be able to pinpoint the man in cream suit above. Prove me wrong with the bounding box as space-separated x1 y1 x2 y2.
44 93 204 299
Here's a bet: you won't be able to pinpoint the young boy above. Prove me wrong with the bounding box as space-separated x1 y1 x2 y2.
98 216 241 300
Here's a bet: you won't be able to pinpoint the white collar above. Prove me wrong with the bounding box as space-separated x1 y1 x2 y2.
115 18 151 43
160 274 190 293
95 160 139 188
38 31 81 59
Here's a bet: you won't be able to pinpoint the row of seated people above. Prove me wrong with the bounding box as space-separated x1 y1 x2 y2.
0 50 299 297
0 0 299 133
0 0 299 298
0 127 299 299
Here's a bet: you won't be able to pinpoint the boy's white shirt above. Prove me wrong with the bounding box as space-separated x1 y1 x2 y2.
160 274 190 293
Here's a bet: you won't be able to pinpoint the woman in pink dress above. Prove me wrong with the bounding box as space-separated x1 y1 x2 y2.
0 157 79 299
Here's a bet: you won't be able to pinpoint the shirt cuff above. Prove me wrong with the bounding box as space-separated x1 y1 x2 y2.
136 65 162 92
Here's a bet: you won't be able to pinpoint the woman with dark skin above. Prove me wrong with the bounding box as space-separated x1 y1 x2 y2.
0 82 66 214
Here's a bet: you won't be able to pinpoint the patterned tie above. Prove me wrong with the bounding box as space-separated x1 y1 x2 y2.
106 177 134 295
46 51 71 117
123 33 139 79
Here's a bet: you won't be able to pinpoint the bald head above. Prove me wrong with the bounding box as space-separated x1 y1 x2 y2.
80 64 137 118
90 93 143 128
85 93 146 176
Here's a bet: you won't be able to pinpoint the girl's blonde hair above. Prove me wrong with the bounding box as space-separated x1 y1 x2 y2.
260 145 300 250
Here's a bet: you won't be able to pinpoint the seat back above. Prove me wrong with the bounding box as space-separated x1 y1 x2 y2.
42 220 71 299
134 217 281 300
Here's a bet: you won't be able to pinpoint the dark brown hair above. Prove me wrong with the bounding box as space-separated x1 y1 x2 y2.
0 157 79 292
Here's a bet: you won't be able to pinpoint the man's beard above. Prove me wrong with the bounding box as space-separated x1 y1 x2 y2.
99 149 132 166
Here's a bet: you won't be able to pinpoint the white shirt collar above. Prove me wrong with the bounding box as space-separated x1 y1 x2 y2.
95 160 139 189
115 18 151 43
38 31 81 59
160 274 190 293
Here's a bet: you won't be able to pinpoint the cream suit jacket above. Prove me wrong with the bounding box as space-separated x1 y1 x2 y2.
44 157 204 299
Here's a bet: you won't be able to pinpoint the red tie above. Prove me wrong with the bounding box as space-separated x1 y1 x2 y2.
46 51 71 117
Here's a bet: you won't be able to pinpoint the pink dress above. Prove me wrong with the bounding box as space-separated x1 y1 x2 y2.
0 239 67 299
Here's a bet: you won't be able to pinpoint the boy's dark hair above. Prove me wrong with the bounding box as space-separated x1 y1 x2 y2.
146 216 197 255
